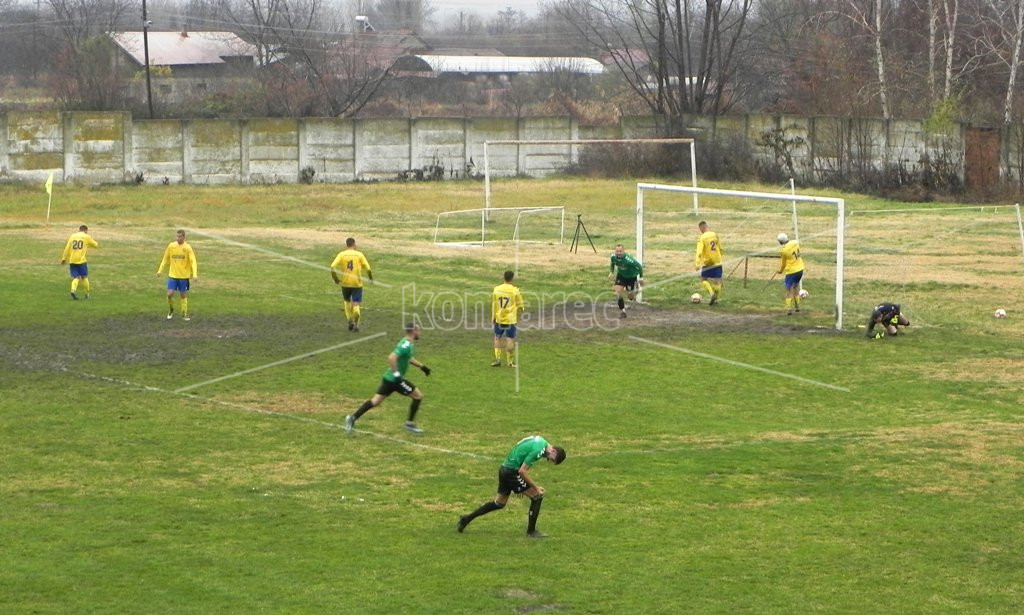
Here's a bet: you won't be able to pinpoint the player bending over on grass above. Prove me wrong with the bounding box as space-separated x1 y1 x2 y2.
330 237 373 332
491 270 524 367
694 220 724 305
156 230 198 321
60 224 99 300
866 303 910 339
457 435 566 538
346 323 430 435
608 244 643 318
776 232 805 315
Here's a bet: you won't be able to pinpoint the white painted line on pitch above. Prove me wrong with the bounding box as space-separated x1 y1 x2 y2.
68 368 495 461
174 332 387 393
629 335 851 392
280 294 334 305
182 227 392 288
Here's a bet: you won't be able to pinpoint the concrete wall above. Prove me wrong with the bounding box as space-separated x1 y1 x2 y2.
0 111 990 186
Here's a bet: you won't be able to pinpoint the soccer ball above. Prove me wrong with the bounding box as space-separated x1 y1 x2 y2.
690 293 702 304
798 289 809 299
994 308 1007 319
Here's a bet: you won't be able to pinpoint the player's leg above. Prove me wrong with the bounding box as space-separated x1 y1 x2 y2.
521 485 547 536
166 280 177 318
458 478 511 533
80 276 91 298
504 326 517 366
492 324 504 366
348 386 390 432
404 385 424 433
350 288 364 331
180 289 190 320
613 283 626 315
700 276 714 298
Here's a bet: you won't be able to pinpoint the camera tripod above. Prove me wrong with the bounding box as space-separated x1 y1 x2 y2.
569 214 596 254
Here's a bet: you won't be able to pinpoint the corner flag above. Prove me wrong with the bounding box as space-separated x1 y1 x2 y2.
45 172 53 195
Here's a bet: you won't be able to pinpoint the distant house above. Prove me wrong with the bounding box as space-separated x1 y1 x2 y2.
108 31 258 104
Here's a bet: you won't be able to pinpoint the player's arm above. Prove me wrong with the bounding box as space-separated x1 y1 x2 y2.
515 289 525 313
387 352 400 377
635 257 643 280
694 239 704 269
188 245 198 279
87 235 99 248
61 239 72 264
156 246 169 276
329 254 342 284
517 463 543 494
361 255 373 280
409 357 431 376
777 253 786 275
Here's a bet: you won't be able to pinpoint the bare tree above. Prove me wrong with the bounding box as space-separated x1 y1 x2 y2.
371 0 434 32
972 0 1024 124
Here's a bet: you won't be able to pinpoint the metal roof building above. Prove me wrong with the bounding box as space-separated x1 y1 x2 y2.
109 31 257 67
394 54 605 76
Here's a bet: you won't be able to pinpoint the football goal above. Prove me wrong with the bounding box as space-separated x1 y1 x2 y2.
482 138 698 211
433 206 565 247
636 182 846 329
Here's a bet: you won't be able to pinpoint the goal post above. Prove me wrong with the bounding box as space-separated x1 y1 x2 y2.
636 182 846 330
483 138 699 211
434 206 565 247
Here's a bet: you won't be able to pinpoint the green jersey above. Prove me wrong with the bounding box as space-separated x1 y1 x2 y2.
383 337 415 382
502 435 549 470
610 252 643 278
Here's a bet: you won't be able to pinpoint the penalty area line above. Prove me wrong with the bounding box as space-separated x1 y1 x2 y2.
66 368 495 461
175 332 387 393
629 335 850 393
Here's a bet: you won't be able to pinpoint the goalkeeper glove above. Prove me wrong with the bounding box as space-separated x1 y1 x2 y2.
419 365 431 376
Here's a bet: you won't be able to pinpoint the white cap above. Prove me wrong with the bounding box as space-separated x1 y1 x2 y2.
777 232 789 243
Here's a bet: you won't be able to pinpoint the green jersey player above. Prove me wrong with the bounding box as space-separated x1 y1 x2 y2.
457 435 566 538
608 244 644 317
346 323 431 435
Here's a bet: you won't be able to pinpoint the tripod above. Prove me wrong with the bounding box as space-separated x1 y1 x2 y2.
569 214 597 253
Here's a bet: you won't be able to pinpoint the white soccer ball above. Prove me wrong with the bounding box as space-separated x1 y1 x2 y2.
690 293 702 304
994 308 1007 319
798 289 809 299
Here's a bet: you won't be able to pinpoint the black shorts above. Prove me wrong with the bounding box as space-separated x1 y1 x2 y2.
871 304 900 324
375 377 415 397
497 466 530 496
615 276 638 291
341 286 363 302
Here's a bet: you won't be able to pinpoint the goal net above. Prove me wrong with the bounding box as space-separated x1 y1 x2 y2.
433 206 565 247
636 182 845 329
846 204 1024 331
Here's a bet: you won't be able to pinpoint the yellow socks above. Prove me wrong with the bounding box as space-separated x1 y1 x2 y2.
343 302 353 320
701 280 714 296
167 296 174 311
714 282 722 296
71 278 80 292
505 350 515 364
352 305 361 324
494 348 502 359
81 278 90 295
181 298 189 316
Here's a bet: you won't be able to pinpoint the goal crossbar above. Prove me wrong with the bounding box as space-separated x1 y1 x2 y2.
636 182 846 330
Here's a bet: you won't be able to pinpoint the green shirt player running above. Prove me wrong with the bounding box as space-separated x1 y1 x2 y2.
457 435 567 538
345 323 431 435
608 243 644 318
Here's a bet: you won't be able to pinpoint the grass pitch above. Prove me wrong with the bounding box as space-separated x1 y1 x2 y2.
1 178 1023 613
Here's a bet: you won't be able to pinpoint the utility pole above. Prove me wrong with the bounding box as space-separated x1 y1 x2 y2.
142 0 154 118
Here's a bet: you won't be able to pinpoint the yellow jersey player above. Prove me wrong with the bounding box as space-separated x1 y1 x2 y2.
491 270 525 367
776 232 805 315
156 229 198 321
694 220 724 305
60 224 99 300
330 237 373 332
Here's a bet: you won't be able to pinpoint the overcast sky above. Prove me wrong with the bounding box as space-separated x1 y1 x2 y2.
432 1 542 20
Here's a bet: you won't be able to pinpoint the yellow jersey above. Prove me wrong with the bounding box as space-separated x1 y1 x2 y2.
330 249 372 288
158 241 198 279
61 231 98 264
492 282 524 325
778 240 805 274
695 230 723 268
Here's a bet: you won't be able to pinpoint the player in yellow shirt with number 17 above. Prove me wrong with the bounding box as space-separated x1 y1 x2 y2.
491 270 525 367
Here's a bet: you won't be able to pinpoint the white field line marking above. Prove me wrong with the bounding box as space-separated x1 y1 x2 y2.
68 368 495 461
175 332 387 393
280 294 336 305
629 335 851 392
182 227 392 289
